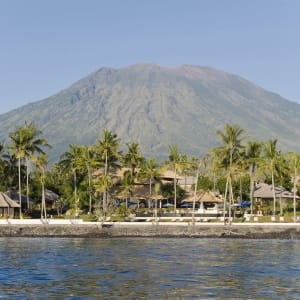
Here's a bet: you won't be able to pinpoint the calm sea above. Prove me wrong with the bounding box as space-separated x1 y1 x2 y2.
0 237 299 299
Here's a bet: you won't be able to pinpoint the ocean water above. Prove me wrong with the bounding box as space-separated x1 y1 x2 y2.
0 237 299 299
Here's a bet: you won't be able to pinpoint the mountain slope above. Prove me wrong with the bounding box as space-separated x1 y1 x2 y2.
1 63 300 162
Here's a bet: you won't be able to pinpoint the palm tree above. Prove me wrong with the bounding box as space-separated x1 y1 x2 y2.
192 156 208 222
8 124 34 217
179 154 194 192
262 139 281 218
275 154 290 216
9 122 50 217
119 170 134 209
23 122 50 210
123 142 144 177
2 154 20 191
244 141 262 215
59 144 83 216
94 174 113 216
9 127 26 217
206 150 224 195
77 146 99 214
286 152 300 222
96 130 121 213
138 158 161 213
167 145 183 213
43 162 66 215
215 124 247 224
32 154 48 219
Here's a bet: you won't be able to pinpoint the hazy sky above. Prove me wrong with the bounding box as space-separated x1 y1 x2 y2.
1 0 299 114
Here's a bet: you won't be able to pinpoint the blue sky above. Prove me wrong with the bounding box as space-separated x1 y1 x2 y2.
1 0 300 114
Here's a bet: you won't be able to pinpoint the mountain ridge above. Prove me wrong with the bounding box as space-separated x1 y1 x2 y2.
1 63 300 163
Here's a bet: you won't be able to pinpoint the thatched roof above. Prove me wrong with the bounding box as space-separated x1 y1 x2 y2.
5 190 30 204
177 176 195 186
0 192 20 208
254 183 299 199
152 194 166 200
132 184 153 199
44 189 59 203
159 170 183 180
114 183 166 201
182 190 223 203
93 167 161 185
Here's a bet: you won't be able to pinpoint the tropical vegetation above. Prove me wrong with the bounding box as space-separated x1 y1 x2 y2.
0 121 299 222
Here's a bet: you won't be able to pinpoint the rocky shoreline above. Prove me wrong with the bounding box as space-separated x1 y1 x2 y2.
1 223 300 239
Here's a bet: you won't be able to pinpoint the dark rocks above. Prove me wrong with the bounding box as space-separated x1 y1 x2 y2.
1 223 300 238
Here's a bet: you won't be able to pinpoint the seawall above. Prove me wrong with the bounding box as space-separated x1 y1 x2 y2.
1 221 300 238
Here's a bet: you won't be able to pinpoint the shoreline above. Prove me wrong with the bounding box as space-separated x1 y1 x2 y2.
1 221 300 238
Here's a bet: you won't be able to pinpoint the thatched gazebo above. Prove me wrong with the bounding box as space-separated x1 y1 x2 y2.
44 189 60 208
182 190 222 203
0 192 20 218
181 190 222 212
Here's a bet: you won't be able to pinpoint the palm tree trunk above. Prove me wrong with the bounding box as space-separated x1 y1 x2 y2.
87 166 92 215
294 168 297 222
192 160 202 222
249 165 255 216
223 175 229 223
43 168 47 219
272 170 276 218
26 158 30 210
174 167 177 213
41 182 47 220
149 177 152 199
74 169 78 216
18 158 22 219
40 192 43 219
102 192 107 214
228 175 233 225
103 152 108 213
213 172 216 194
239 174 242 202
279 196 283 216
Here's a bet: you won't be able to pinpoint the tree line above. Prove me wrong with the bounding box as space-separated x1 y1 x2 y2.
0 122 299 219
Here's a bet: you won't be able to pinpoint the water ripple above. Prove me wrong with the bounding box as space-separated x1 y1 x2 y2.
0 238 300 299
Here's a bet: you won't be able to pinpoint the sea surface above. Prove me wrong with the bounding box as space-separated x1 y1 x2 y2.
0 237 299 299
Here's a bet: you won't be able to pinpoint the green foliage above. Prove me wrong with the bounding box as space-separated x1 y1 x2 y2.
197 175 214 191
112 202 128 217
2 114 300 219
122 142 145 176
231 176 250 201
216 177 227 195
80 214 98 222
161 183 185 200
